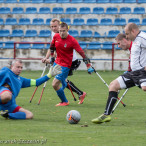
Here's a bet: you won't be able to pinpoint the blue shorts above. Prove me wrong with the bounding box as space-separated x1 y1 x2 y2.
53 63 70 89
0 86 20 113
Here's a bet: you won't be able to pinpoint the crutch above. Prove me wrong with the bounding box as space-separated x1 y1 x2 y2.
111 88 129 114
67 82 77 101
30 64 47 103
91 66 126 107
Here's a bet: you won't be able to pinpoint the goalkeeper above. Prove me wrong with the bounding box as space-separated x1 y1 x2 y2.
44 22 94 106
0 59 61 120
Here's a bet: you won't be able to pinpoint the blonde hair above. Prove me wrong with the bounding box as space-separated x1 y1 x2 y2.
51 18 60 24
115 33 126 41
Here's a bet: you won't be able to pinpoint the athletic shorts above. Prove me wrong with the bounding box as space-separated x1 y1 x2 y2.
53 63 70 89
0 86 21 113
119 67 146 88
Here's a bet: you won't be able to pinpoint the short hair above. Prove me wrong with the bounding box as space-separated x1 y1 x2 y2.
59 22 68 29
115 33 126 41
126 23 139 32
9 59 22 68
50 18 60 24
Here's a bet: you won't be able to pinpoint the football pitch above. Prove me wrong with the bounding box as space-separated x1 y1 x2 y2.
1 70 146 146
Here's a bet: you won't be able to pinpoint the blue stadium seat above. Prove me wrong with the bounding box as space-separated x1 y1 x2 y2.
93 7 104 14
79 7 91 14
100 18 112 25
25 30 37 37
110 0 123 3
107 30 120 38
73 18 85 26
87 42 101 50
19 18 31 25
79 42 87 49
80 30 92 38
84 0 96 3
5 18 17 25
44 44 50 49
12 7 24 14
0 0 4 3
93 32 102 38
32 18 44 25
86 18 98 25
52 7 64 14
133 7 145 14
71 0 83 3
11 29 24 37
114 18 126 26
138 0 146 3
141 18 146 25
97 0 110 3
102 42 113 50
25 7 37 14
0 7 11 14
0 30 10 37
0 42 3 48
32 43 45 49
32 0 43 3
119 7 131 14
17 42 31 49
68 30 79 37
58 0 70 3
5 0 17 3
3 41 14 49
39 7 50 14
128 18 140 25
61 18 71 25
46 18 52 25
44 0 57 3
66 7 77 14
39 30 51 37
124 0 136 3
106 7 118 14
0 18 4 25
19 0 30 3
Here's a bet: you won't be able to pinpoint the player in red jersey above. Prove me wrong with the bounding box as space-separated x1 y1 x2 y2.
49 22 94 106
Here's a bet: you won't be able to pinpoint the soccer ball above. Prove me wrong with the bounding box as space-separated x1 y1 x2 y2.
66 110 81 124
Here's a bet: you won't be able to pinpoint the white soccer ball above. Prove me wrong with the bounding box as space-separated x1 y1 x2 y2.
66 110 81 124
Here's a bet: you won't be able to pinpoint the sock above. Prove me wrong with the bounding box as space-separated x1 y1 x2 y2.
66 80 83 96
56 88 68 102
8 112 26 119
104 91 118 115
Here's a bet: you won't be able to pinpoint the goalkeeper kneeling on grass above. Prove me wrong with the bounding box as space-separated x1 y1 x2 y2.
0 59 61 120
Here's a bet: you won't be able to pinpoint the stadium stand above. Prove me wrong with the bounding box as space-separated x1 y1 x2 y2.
84 0 96 3
71 0 83 3
114 18 126 26
128 18 140 25
52 7 64 14
0 7 10 14
31 0 43 3
58 0 70 3
5 0 18 3
3 41 14 49
141 18 146 25
31 43 45 49
73 18 85 26
32 18 44 25
86 18 98 25
93 32 102 38
124 0 136 3
25 7 37 14
133 7 145 14
19 0 30 3
0 30 10 37
100 18 112 25
80 30 92 38
119 7 131 14
68 30 79 37
5 18 17 25
79 7 91 14
138 0 146 3
61 18 71 25
0 18 4 25
87 42 101 50
97 0 110 3
44 0 57 3
46 18 52 25
102 42 113 50
25 30 37 37
38 30 51 37
107 30 120 38
17 42 31 49
110 0 123 3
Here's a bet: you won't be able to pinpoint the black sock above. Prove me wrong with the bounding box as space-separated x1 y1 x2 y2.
104 91 118 115
66 80 83 96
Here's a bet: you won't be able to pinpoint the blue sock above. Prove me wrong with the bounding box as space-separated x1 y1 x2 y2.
9 112 26 119
56 88 68 102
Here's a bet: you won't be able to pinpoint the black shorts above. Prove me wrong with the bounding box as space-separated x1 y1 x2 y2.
121 67 146 88
68 59 81 76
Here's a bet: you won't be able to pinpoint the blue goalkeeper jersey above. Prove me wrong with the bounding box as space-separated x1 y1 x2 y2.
0 67 31 98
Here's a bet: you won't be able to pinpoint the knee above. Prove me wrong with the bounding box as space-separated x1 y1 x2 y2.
26 111 33 119
109 80 120 92
1 92 12 103
141 86 146 91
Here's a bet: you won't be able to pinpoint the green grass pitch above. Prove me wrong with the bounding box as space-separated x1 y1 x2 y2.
1 70 146 146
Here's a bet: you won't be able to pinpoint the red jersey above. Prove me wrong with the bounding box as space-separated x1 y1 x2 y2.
51 33 83 68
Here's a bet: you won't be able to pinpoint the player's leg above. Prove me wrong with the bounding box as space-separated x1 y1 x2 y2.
52 64 70 106
92 72 135 124
66 79 86 104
